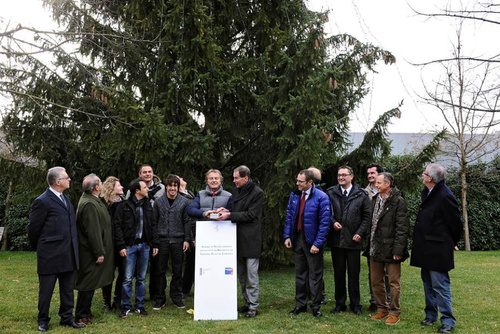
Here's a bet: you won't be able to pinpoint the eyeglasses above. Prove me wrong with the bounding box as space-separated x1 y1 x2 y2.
58 177 71 181
422 172 430 177
296 179 307 184
337 173 351 178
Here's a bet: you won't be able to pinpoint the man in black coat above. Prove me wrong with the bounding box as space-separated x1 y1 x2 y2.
326 165 371 315
27 167 85 332
410 163 462 334
218 165 264 318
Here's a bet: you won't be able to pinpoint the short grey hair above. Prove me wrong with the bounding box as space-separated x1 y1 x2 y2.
379 172 394 187
47 167 66 186
82 173 101 194
427 163 446 183
234 165 251 178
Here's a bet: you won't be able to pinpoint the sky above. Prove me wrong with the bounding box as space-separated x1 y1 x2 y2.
2 0 500 134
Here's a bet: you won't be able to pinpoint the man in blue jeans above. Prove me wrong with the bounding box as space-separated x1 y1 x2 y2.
410 164 462 334
113 180 158 318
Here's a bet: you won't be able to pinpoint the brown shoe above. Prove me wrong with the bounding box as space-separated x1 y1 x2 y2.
385 314 400 325
370 311 389 320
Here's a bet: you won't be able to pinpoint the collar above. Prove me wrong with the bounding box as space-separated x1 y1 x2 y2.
340 185 352 196
49 187 64 198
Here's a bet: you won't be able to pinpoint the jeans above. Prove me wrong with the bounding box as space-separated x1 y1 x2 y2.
238 257 260 310
122 243 150 310
421 269 456 327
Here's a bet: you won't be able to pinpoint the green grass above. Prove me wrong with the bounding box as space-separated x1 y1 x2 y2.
0 251 499 333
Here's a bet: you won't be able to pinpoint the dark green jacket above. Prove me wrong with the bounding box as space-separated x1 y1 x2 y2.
75 193 114 291
366 188 409 263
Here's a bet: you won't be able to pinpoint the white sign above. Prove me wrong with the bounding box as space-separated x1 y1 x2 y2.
194 220 237 320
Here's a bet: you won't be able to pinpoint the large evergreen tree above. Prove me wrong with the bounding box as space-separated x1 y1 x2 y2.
1 0 394 263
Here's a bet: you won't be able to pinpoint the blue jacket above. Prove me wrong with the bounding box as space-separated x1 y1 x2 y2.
283 186 331 248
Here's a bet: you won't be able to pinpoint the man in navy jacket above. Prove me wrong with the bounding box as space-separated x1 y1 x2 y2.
283 169 331 317
28 166 85 332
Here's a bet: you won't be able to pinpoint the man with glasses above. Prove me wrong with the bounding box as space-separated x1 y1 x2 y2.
410 164 462 334
28 167 85 331
283 169 331 318
326 165 371 315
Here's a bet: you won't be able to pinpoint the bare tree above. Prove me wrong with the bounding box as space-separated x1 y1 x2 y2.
419 22 500 250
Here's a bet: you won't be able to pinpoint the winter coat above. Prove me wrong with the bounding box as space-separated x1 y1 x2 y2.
410 181 462 272
326 184 371 250
27 189 79 275
113 196 158 251
283 186 331 249
154 194 192 242
230 180 264 258
187 186 232 219
75 193 114 291
366 188 409 263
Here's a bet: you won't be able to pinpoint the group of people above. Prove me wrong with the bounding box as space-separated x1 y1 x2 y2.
283 163 462 334
27 162 462 334
28 164 264 332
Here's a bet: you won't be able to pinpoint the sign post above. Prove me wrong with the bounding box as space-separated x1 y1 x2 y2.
194 220 237 320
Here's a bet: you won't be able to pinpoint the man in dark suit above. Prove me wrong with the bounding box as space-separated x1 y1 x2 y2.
410 163 462 334
27 167 85 332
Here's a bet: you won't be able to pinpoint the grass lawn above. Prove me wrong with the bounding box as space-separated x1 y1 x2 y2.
0 251 499 333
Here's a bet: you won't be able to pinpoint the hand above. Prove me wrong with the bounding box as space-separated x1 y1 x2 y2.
352 234 361 242
393 254 402 261
284 238 292 249
152 248 159 257
119 249 127 257
310 245 320 254
217 211 231 220
203 210 213 218
333 222 342 231
183 241 190 252
96 255 104 264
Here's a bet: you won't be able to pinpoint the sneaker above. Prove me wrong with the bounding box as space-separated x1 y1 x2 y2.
119 309 131 318
173 300 186 309
370 311 389 320
152 301 165 311
385 314 400 325
135 307 148 316
245 309 258 318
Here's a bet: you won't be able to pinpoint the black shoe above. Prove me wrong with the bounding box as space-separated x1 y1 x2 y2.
312 309 322 318
438 325 454 333
331 305 347 314
238 305 250 313
173 300 186 309
368 303 377 312
152 301 165 311
59 320 86 329
352 308 362 315
135 307 148 316
245 309 258 318
289 306 307 316
320 297 328 305
421 319 437 326
119 309 131 318
37 323 48 332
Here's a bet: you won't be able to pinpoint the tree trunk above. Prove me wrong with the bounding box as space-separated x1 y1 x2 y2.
460 167 470 251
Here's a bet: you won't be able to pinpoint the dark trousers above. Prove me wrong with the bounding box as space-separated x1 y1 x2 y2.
332 247 361 310
102 249 125 307
37 270 76 325
75 290 95 320
154 240 184 304
149 248 159 301
293 232 324 311
182 242 195 295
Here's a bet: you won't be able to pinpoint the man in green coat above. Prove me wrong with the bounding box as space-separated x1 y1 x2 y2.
75 174 114 324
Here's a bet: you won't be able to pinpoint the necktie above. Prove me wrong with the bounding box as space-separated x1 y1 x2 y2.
343 189 348 206
60 194 67 207
297 192 306 232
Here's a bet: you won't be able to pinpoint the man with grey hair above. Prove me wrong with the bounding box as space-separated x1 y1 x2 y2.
28 167 85 331
218 165 264 318
75 174 114 325
410 163 462 334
